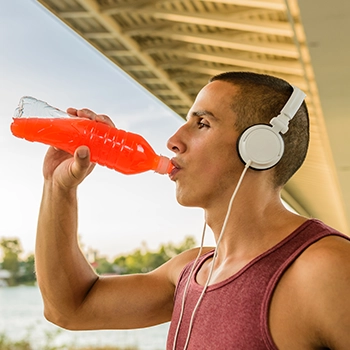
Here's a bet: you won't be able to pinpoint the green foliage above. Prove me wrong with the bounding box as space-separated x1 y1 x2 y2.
0 331 139 350
78 347 138 350
94 257 116 275
0 235 197 284
112 236 196 275
0 238 36 286
18 254 36 285
0 333 32 350
0 238 22 286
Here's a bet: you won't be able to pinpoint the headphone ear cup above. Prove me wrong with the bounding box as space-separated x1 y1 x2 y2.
237 124 285 170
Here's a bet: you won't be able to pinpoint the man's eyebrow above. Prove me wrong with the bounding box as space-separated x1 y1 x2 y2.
186 110 217 121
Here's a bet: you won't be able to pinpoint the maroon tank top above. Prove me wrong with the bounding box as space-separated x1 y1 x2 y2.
167 219 349 349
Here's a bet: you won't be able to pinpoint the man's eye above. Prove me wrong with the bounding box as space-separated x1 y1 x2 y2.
198 119 209 129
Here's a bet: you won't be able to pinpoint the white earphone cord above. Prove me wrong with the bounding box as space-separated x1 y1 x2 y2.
171 221 207 350
172 160 252 350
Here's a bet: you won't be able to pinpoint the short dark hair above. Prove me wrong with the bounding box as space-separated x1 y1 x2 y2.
209 71 309 188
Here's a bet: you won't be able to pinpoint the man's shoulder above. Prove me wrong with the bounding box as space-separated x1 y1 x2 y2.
292 229 350 347
298 231 350 270
161 246 214 286
292 218 349 273
271 229 350 348
273 222 350 314
289 231 350 286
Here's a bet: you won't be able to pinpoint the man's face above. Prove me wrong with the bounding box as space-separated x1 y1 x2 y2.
167 80 245 209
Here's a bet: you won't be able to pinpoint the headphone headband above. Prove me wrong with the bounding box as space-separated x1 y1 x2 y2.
270 86 306 134
237 85 306 170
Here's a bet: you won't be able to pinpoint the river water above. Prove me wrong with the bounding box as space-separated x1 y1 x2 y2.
0 285 169 349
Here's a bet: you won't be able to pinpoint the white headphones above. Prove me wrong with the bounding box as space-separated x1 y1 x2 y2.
237 86 306 170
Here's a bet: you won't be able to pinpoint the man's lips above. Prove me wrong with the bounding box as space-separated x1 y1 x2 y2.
169 158 181 179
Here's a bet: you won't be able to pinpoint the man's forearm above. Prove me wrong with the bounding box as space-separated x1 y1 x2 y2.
35 181 98 324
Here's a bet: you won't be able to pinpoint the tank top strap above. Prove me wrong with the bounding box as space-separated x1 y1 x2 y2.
261 219 350 349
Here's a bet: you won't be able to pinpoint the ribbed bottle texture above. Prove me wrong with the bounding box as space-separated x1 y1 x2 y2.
11 116 173 175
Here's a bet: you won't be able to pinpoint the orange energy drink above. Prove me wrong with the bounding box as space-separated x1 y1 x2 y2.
11 117 173 175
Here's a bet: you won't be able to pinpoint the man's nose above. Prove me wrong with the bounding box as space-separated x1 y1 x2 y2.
167 124 186 154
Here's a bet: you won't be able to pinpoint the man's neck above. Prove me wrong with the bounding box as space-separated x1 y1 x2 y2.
204 190 307 262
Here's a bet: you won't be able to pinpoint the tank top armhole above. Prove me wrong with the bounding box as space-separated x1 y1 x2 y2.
260 232 350 349
173 262 191 302
172 249 215 302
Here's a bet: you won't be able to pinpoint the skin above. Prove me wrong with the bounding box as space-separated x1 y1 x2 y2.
35 81 350 348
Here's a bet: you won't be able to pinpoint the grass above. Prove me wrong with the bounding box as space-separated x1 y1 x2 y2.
0 332 138 350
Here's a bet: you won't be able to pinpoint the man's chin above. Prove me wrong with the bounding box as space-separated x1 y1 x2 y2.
176 193 200 208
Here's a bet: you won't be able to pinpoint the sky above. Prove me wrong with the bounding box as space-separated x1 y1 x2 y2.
0 0 215 259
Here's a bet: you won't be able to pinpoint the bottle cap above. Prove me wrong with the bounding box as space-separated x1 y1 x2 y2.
156 155 173 175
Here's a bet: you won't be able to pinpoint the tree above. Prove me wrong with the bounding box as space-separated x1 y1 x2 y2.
18 254 36 285
113 236 196 274
161 236 197 258
0 238 22 286
94 256 116 275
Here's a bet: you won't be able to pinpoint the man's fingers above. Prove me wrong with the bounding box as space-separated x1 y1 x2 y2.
77 108 97 120
66 108 115 128
76 146 89 160
66 107 78 116
69 146 92 181
96 114 115 128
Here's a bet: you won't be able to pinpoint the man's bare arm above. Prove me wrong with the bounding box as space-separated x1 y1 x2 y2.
307 236 350 349
35 144 189 330
270 235 350 349
34 109 195 330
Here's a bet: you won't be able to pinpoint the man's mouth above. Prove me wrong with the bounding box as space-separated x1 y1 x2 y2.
169 158 181 179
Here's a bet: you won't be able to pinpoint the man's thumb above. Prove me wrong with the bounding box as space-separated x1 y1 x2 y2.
77 146 89 160
70 146 91 181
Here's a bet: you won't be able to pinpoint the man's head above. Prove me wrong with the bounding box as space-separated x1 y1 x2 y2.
209 71 309 188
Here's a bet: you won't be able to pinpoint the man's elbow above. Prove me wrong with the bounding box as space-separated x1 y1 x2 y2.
43 307 85 331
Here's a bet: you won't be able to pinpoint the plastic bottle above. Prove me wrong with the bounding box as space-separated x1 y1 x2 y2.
10 96 173 175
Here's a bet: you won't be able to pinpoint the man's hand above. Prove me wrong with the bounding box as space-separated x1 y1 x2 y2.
42 145 94 189
42 107 115 189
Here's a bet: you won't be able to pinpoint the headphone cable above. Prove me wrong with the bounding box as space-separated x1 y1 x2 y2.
173 160 252 350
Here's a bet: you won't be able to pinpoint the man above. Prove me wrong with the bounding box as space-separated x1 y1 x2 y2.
35 72 350 349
